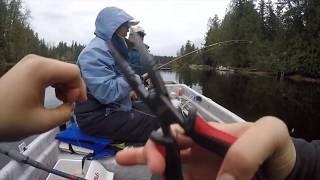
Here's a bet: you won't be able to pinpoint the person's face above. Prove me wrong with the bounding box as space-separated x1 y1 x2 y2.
138 32 145 41
116 23 129 38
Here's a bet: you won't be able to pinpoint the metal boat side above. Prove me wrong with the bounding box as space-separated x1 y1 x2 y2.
0 128 152 180
166 84 244 123
0 84 243 180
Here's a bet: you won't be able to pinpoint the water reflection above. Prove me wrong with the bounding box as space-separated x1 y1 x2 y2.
161 70 203 94
161 69 320 140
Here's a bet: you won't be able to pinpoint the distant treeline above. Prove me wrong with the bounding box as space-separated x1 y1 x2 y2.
177 0 320 78
0 0 175 75
0 0 84 74
153 55 174 68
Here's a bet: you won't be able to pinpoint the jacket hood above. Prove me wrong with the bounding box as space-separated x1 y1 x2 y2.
94 7 134 41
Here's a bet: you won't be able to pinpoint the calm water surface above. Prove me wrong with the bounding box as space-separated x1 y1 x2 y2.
161 69 320 141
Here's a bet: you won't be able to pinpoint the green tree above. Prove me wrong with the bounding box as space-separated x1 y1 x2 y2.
0 0 85 75
200 0 320 77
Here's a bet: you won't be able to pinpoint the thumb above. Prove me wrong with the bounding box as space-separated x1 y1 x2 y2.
36 103 74 132
216 117 289 180
216 128 268 180
216 143 260 180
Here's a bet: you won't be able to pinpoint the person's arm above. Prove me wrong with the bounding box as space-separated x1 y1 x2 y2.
77 47 131 104
116 116 296 180
286 138 320 180
0 54 87 141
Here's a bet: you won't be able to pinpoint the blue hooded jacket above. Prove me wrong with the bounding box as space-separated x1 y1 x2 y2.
77 7 134 112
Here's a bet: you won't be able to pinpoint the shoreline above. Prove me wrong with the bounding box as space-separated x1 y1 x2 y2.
236 69 320 84
187 64 320 84
286 74 320 84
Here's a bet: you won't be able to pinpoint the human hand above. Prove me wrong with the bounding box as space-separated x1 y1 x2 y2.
0 54 87 141
145 78 153 88
116 116 296 180
129 90 138 100
142 73 153 88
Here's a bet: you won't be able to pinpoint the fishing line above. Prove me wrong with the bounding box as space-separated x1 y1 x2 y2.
158 40 252 69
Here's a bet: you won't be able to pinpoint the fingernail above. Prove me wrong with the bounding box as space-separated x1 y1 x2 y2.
217 174 235 180
71 103 75 111
81 94 88 102
66 102 75 111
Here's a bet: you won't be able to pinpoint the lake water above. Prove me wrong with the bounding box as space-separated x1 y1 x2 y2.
161 69 320 141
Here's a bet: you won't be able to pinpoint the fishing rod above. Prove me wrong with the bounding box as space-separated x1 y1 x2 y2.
158 40 252 69
0 146 86 180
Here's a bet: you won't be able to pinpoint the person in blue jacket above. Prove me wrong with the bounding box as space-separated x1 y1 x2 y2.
74 7 159 144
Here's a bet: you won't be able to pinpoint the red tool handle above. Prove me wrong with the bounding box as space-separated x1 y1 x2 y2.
183 113 235 157
194 115 236 144
150 131 183 180
184 114 265 180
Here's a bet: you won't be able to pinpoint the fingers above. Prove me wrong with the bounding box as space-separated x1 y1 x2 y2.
0 54 87 141
61 78 87 102
55 81 87 103
158 124 192 149
217 116 293 180
31 103 74 134
208 121 252 137
129 91 138 100
176 133 193 149
79 79 87 101
116 140 166 176
17 54 87 103
144 141 166 175
118 119 293 180
116 128 193 176
39 56 87 102
116 147 146 165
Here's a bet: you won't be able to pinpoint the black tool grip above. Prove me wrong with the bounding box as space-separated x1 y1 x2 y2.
150 131 183 180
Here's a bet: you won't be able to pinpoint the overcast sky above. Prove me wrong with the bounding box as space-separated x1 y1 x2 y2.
25 0 230 56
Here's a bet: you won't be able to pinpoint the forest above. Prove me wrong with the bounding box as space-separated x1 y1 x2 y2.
0 0 174 75
178 0 320 78
1 0 319 78
0 0 84 74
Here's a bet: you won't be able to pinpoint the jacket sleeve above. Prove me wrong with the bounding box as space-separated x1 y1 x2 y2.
286 138 320 180
78 47 131 105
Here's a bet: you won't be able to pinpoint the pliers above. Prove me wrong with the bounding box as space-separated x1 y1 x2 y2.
108 35 264 180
